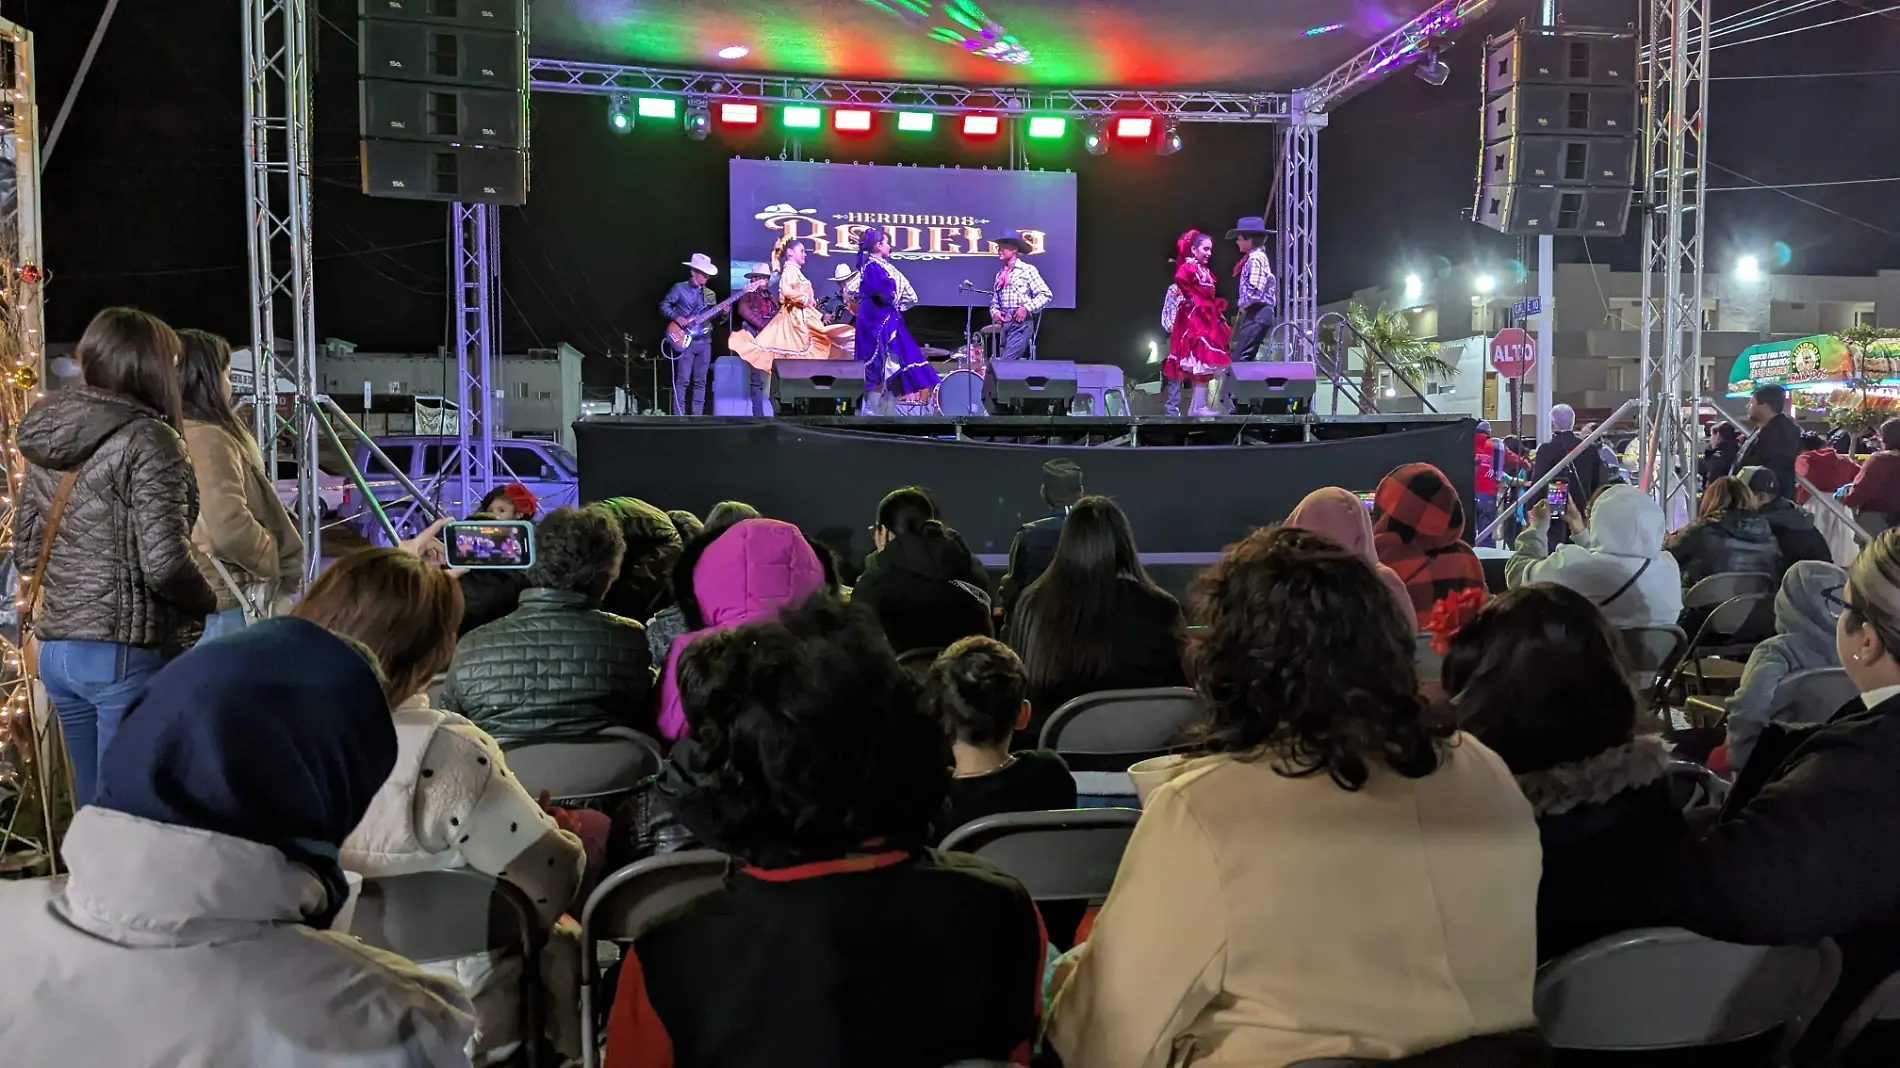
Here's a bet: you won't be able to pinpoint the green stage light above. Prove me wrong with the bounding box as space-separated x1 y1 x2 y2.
897 111 935 133
784 105 823 129
637 97 677 120
1026 116 1066 139
608 94 634 132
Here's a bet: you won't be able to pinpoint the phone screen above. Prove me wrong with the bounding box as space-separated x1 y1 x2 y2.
444 521 535 570
1547 480 1568 512
1356 491 1377 512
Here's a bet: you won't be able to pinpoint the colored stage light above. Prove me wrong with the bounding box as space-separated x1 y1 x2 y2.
835 109 873 132
1303 22 1344 35
1026 116 1066 139
637 97 677 120
897 111 935 133
1084 116 1108 155
721 102 760 126
685 99 710 140
784 105 823 130
717 45 750 60
608 94 633 132
962 114 1001 136
1113 116 1153 139
1156 121 1182 156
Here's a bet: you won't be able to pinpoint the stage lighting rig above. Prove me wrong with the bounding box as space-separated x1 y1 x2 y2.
1085 115 1108 155
1156 121 1182 156
684 99 711 140
608 94 633 132
1414 45 1449 87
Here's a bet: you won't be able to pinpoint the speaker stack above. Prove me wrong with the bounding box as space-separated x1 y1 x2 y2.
358 0 530 205
1473 25 1637 238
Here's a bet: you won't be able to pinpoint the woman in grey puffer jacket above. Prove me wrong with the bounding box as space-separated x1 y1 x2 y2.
16 308 216 805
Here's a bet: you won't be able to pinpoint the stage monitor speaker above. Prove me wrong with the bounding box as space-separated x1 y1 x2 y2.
1482 135 1635 189
772 359 866 414
1225 362 1317 414
359 21 525 89
1485 29 1637 94
361 140 527 205
1484 84 1636 142
361 80 525 147
1474 183 1632 237
992 360 1078 415
358 0 525 31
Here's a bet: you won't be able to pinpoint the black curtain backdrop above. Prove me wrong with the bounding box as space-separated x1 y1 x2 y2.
576 420 1476 566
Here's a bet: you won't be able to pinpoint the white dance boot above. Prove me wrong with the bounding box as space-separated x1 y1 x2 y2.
1188 383 1217 417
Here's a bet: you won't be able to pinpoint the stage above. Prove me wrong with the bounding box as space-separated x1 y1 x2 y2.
576 413 1476 574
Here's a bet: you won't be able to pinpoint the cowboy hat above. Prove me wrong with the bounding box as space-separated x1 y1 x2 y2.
830 263 859 282
1225 216 1274 239
994 229 1031 251
744 262 772 279
681 253 719 275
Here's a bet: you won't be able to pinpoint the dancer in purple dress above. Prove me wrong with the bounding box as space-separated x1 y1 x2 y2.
854 229 940 414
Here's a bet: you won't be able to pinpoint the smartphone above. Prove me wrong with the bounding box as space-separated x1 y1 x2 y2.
1356 491 1377 512
1547 479 1568 513
444 520 535 570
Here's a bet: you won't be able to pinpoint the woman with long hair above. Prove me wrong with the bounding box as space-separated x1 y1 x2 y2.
18 307 216 806
728 237 855 371
1164 229 1232 417
177 329 303 640
853 228 940 413
1047 526 1538 1066
1666 473 1780 587
1006 495 1186 742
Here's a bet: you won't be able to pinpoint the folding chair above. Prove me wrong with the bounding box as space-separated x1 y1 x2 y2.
1682 572 1778 611
1534 927 1838 1055
578 850 730 1068
345 869 545 1067
1677 594 1772 706
1770 666 1856 727
1288 1030 1549 1067
1835 966 1900 1056
938 808 1139 903
1662 759 1731 811
1039 687 1203 773
1619 625 1686 704
501 728 663 810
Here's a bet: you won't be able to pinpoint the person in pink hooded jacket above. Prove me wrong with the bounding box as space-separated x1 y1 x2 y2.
656 518 829 740
1285 487 1420 634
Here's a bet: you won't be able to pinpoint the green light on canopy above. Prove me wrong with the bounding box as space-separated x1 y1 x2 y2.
637 97 677 120
784 105 823 129
1026 116 1067 139
897 111 935 133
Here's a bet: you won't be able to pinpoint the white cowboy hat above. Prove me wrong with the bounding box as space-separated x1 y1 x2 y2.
744 262 772 279
830 263 859 282
681 253 719 275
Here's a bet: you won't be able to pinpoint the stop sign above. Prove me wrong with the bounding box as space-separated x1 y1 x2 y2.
1490 327 1536 379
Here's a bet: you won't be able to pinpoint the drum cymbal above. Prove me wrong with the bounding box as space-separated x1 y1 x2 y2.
979 323 1004 335
920 345 956 357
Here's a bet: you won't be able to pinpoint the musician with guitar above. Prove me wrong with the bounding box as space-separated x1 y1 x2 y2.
659 253 721 415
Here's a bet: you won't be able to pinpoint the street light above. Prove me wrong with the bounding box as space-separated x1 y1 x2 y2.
1403 273 1423 302
1474 273 1497 295
1735 254 1764 283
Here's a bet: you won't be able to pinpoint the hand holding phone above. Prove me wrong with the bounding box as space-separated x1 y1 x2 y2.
444 520 536 570
1546 479 1568 513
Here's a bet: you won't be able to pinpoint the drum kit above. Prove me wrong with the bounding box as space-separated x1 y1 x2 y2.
917 322 1005 416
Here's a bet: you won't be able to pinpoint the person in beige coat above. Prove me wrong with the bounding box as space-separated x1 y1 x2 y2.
1047 526 1542 1068
178 329 302 640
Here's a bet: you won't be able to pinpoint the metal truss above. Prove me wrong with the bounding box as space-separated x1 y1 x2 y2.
1 22 44 390
1300 0 1501 114
1637 0 1709 520
527 60 1291 123
1278 103 1324 363
242 0 321 580
450 203 498 512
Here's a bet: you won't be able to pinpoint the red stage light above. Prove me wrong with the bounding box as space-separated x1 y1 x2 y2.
1114 116 1154 139
720 102 760 125
962 114 1001 137
835 109 873 132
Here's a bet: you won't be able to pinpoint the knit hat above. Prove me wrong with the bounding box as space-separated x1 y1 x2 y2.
502 482 538 519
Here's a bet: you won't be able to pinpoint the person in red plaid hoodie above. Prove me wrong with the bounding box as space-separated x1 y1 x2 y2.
1372 462 1490 619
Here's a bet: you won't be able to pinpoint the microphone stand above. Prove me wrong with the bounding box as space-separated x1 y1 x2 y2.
958 280 995 358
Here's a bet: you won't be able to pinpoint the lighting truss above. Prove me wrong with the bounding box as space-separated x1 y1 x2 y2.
1299 0 1500 113
1278 99 1325 363
450 203 498 513
527 60 1292 124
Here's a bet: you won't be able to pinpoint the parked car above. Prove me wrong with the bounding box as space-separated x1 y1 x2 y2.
346 435 580 539
275 459 361 524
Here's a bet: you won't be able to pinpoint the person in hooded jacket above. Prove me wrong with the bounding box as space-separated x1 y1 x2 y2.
1441 584 1687 961
1737 465 1831 573
0 617 474 1066
1709 560 1848 775
853 486 995 656
1700 421 1741 490
592 495 685 624
1505 484 1682 629
1285 487 1418 632
1839 418 1900 530
1371 462 1489 618
1795 431 1859 505
17 307 217 807
644 502 754 667
1666 476 1782 588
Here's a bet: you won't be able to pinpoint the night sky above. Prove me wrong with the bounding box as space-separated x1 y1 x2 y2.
7 0 1898 389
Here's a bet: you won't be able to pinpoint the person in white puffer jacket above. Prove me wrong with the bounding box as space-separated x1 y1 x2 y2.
294 548 587 1065
1505 483 1683 629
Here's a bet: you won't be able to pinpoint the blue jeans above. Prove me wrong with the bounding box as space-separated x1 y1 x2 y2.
39 640 169 807
197 607 249 645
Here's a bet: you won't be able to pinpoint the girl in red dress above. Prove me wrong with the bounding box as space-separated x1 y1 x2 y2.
1164 229 1232 416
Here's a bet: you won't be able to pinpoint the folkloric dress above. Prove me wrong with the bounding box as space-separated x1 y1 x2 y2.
1165 258 1232 383
854 253 940 396
728 260 855 372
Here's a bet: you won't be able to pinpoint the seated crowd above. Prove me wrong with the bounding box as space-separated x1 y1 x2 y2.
8 309 1900 1067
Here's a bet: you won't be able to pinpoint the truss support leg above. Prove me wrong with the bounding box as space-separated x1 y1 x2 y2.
1279 101 1325 364
451 202 498 514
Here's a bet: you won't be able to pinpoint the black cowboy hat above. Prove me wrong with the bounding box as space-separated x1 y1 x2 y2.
1225 216 1274 239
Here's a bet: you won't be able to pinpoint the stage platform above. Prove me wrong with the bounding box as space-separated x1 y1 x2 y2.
576 413 1476 572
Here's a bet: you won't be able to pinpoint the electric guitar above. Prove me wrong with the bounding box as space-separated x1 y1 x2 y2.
662 280 768 358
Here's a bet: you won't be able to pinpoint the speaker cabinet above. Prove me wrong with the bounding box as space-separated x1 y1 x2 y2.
359 21 524 90
1486 30 1637 93
361 140 527 205
1474 183 1633 236
357 0 526 30
1485 84 1637 141
1482 135 1637 188
360 80 525 147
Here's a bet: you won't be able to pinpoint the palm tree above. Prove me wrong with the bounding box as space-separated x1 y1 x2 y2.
1346 302 1458 413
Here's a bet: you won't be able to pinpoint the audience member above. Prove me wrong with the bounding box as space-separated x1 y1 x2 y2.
18 307 216 806
1666 475 1781 586
441 506 655 743
1285 486 1418 632
1441 584 1686 959
853 487 994 655
703 499 761 530
998 457 1084 616
0 618 473 1064
1472 420 1529 548
1371 462 1489 617
175 328 301 640
294 549 587 1063
478 482 538 522
1006 496 1186 743
1736 384 1801 503
1738 465 1831 571
1839 417 1900 530
605 594 1045 1068
1795 430 1859 504
924 636 1075 840
644 502 751 666
1047 527 1538 1066
1711 560 1847 774
656 518 828 740
665 508 704 541
1532 404 1612 547
1505 484 1682 628
453 512 530 636
1700 422 1741 489
591 496 685 624
803 533 847 593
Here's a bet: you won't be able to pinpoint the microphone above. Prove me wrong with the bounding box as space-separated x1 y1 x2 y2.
959 279 973 291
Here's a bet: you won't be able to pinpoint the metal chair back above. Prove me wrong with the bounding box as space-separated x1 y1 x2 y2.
1683 571 1777 610
1662 759 1731 811
1039 687 1202 772
939 808 1139 902
1620 625 1687 681
578 850 730 1068
1769 666 1856 727
502 729 663 808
